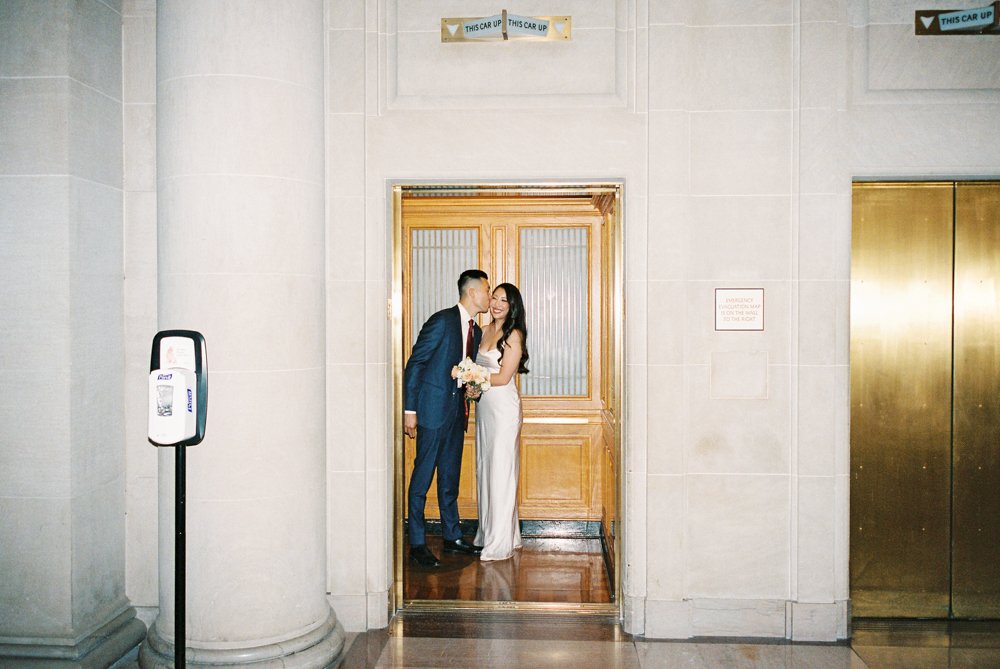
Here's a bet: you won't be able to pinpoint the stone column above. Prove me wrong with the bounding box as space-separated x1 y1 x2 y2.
0 1 146 666
139 1 343 667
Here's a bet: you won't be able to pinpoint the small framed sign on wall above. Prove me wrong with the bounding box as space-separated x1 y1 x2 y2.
715 288 764 331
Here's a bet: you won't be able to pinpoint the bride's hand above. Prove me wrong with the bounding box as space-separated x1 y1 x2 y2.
466 385 483 400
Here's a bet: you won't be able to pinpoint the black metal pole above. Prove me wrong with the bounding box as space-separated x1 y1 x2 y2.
176 444 186 669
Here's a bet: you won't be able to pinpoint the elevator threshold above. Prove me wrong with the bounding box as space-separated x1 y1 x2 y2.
851 617 1000 668
391 608 627 643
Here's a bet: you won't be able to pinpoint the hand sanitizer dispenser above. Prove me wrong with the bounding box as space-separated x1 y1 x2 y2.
148 330 207 447
149 369 197 444
147 330 208 666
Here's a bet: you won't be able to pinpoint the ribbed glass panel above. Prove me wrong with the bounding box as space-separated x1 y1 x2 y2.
410 228 479 346
519 227 588 396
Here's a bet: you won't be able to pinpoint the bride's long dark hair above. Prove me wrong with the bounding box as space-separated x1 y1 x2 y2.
494 283 530 374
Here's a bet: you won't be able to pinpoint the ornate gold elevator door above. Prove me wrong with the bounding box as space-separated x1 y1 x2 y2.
393 184 623 607
850 181 1000 619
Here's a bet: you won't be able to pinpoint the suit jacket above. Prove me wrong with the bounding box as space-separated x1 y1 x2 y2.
404 305 482 430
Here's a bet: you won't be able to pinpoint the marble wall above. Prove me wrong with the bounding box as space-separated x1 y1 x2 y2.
122 0 158 621
149 0 338 650
320 0 999 639
850 0 1000 176
3 0 997 656
647 0 825 640
0 0 146 663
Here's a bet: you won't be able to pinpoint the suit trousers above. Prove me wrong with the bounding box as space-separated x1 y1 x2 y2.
407 400 465 545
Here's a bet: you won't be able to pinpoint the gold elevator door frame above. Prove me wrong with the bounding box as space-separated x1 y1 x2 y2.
850 181 1000 619
390 183 624 614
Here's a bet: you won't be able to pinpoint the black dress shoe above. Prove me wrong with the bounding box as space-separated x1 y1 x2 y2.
409 544 440 567
441 538 481 555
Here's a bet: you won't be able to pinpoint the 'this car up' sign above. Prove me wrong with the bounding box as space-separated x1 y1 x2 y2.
916 2 1000 34
442 10 572 42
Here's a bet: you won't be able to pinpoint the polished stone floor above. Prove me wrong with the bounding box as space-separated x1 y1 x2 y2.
850 618 1000 669
111 614 1000 668
335 613 1000 669
108 534 1000 667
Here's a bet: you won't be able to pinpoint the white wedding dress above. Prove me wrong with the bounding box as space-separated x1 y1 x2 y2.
473 348 523 561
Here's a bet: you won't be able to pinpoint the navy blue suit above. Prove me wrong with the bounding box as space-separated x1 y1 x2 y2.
405 305 482 545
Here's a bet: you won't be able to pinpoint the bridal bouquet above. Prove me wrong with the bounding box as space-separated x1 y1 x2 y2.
452 357 491 400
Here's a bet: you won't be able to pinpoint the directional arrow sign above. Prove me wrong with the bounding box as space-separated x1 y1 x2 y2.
916 2 1000 34
462 14 504 39
506 13 550 38
939 3 997 30
442 10 571 42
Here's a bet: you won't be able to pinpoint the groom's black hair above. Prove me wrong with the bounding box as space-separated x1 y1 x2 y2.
458 269 489 297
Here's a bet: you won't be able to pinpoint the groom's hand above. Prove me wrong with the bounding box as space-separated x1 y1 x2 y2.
404 413 417 438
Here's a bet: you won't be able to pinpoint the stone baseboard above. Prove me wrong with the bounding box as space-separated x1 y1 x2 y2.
0 607 146 669
642 598 850 641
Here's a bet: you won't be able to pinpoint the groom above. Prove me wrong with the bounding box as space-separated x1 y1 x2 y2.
404 269 491 567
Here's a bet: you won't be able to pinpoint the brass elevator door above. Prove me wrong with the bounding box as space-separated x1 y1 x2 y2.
850 182 1000 619
953 183 1000 618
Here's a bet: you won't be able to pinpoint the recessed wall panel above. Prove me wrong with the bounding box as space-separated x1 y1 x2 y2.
867 24 1000 91
386 0 625 109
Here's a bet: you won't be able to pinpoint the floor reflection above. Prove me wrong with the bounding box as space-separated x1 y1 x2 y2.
405 536 611 604
337 617 1000 669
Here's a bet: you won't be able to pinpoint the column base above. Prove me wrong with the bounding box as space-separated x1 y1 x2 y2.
0 607 146 669
138 608 345 669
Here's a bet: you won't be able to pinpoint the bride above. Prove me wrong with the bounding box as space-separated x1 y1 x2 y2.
473 283 530 561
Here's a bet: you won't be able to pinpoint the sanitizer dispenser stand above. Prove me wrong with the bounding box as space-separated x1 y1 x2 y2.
149 330 207 669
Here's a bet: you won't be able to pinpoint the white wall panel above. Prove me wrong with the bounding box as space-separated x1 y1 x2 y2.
686 475 789 599
651 1 794 26
868 18 1000 91
684 26 793 111
385 0 627 109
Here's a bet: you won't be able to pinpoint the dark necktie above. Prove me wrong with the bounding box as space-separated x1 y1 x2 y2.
464 318 474 431
465 318 474 359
